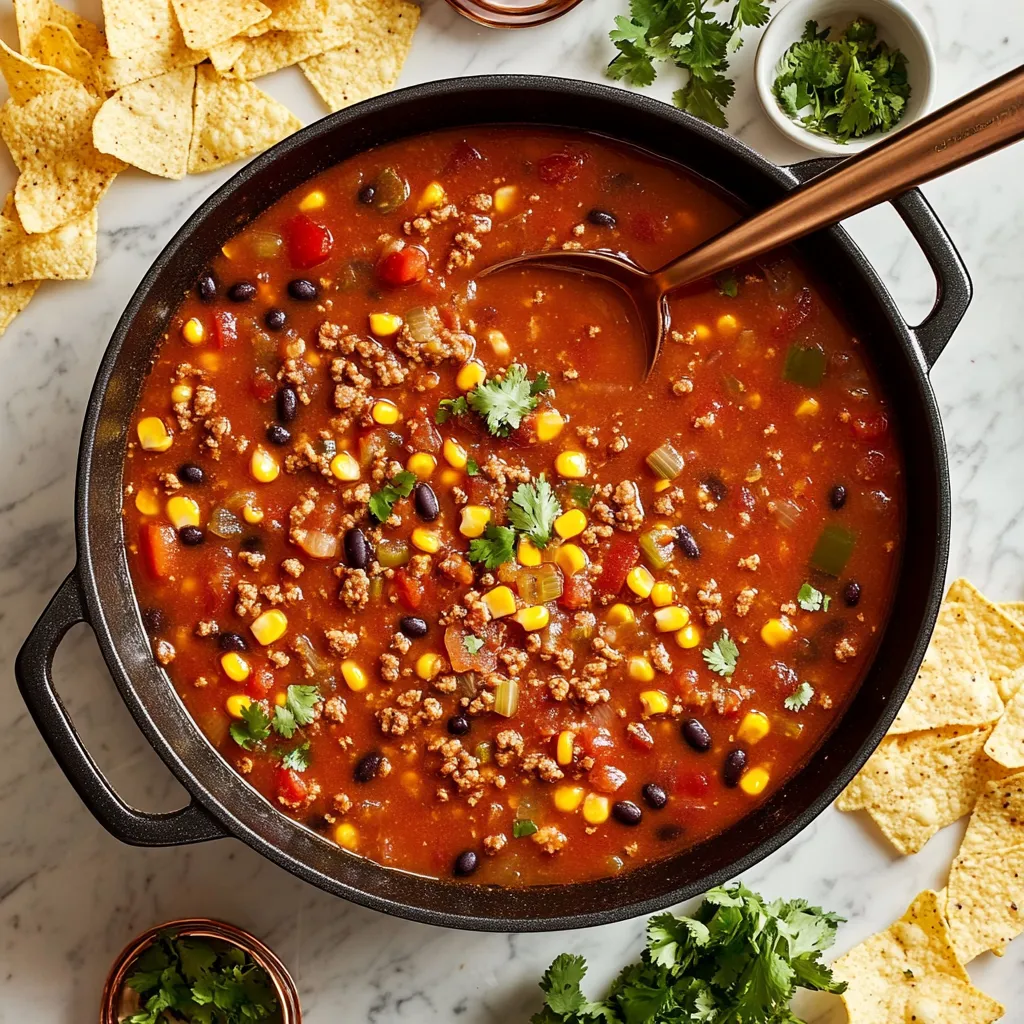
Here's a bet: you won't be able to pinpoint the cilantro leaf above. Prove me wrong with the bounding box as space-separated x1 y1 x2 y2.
569 483 594 509
508 476 562 548
463 634 485 655
784 682 815 712
513 818 539 839
715 270 739 298
272 684 321 739
466 458 479 476
466 363 544 437
435 395 468 425
797 582 830 612
468 524 516 569
368 469 417 522
702 629 739 678
537 953 590 1016
530 371 551 396
229 701 271 750
280 741 312 771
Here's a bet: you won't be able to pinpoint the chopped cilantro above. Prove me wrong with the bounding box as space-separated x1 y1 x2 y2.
508 476 562 548
797 582 831 612
466 457 480 476
513 818 539 839
463 634 485 655
272 684 321 740
716 270 739 297
569 483 594 509
435 395 469 425
229 701 271 750
468 524 516 569
280 741 311 771
368 469 417 522
530 370 551 396
784 682 815 712
702 629 739 678
466 363 545 437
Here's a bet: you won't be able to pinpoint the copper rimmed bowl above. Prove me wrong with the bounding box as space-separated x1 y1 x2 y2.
16 75 966 931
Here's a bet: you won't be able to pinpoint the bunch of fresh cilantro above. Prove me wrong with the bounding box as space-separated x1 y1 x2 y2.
772 19 910 142
532 883 846 1023
608 0 772 128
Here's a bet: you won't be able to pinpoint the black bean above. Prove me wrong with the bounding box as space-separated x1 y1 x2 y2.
227 281 257 302
587 208 617 228
612 800 643 826
703 474 728 503
829 484 847 510
354 752 385 783
400 615 428 638
178 462 204 485
179 525 204 546
344 527 370 569
641 783 667 810
675 525 700 559
656 823 685 842
219 632 247 652
241 535 263 553
266 423 291 446
681 718 712 752
413 482 439 522
722 748 748 788
447 714 470 736
454 850 478 877
288 278 318 301
141 607 165 633
358 183 376 205
196 272 217 303
843 580 862 607
276 386 298 423
264 308 287 331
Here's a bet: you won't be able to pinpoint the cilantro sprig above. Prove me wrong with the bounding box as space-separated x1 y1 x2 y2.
468 524 516 569
462 363 550 437
280 740 312 771
784 682 815 712
702 629 739 678
368 469 417 522
508 476 562 548
797 582 831 612
229 701 271 750
273 684 321 739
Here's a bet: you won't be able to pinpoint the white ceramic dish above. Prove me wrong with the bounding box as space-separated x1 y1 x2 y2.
754 0 936 156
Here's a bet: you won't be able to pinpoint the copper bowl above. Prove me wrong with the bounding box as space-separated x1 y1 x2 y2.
443 0 586 28
100 918 300 1024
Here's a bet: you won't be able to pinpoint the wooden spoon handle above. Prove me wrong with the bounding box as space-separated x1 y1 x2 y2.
653 64 1024 294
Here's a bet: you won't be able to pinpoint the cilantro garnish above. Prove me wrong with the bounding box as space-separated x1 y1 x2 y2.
468 524 516 569
702 629 739 678
435 395 469 425
716 270 739 298
513 818 539 839
280 741 311 771
466 363 546 437
569 483 594 509
772 19 911 143
466 458 479 476
368 469 417 522
463 634 485 655
508 476 562 548
531 883 845 1023
530 370 551 396
272 684 321 740
784 682 815 712
797 582 831 612
229 701 271 750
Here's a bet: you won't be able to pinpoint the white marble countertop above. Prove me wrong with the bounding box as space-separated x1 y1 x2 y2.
1 1 1023 1020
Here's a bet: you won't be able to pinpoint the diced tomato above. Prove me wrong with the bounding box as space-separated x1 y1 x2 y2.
211 310 237 349
537 151 584 185
444 623 498 673
627 211 669 244
852 414 889 441
284 213 334 269
443 140 483 174
377 246 428 287
773 286 813 340
559 574 593 610
275 768 309 808
139 523 178 580
246 664 274 698
596 535 639 595
677 771 710 798
626 722 654 751
437 306 459 331
578 726 615 758
200 546 236 616
250 368 277 402
393 569 424 610
408 414 442 453
588 763 627 793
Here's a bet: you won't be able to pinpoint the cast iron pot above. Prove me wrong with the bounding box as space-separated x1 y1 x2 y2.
16 76 965 931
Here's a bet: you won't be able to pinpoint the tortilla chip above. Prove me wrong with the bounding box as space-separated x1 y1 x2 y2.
93 66 194 179
948 578 1024 700
984 683 1024 769
889 600 1003 734
0 280 40 338
188 64 302 174
832 890 1003 1024
170 0 270 51
261 0 329 32
33 21 103 94
999 600 1024 626
946 771 1024 961
836 724 997 854
0 194 97 283
207 37 247 73
98 39 206 93
101 0 185 58
0 37 70 104
300 0 418 112
15 0 106 59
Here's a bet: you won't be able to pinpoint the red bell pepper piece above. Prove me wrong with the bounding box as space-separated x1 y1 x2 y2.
393 568 424 610
275 768 309 807
377 246 428 287
596 535 639 596
139 523 177 580
284 213 334 269
211 310 237 348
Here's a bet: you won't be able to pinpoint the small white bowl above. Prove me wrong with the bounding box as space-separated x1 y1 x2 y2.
754 0 935 156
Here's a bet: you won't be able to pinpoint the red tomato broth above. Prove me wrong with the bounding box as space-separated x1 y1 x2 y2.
122 127 903 886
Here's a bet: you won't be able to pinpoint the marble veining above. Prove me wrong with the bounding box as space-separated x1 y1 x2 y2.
1 0 1023 1020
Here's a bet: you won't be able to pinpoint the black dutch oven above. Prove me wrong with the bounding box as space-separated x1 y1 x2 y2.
15 76 965 932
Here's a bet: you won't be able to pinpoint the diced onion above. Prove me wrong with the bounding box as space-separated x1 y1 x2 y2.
494 677 520 718
772 499 802 530
645 442 684 480
250 231 283 259
292 634 324 676
294 528 339 559
404 306 438 345
517 564 564 604
222 489 256 512
208 506 242 538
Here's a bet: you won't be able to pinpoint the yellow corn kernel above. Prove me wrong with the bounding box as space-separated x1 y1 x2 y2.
439 468 460 487
555 543 587 576
629 657 656 684
795 397 820 418
747 392 762 410
220 652 250 682
535 407 565 442
250 446 280 483
225 694 252 719
251 609 288 646
406 452 436 480
626 565 655 599
653 478 671 493
717 313 739 335
676 623 702 649
242 502 264 524
182 317 205 345
443 437 468 469
197 351 221 373
170 383 193 404
554 784 585 812
417 180 446 212
554 508 586 540
456 360 487 391
517 537 542 567
582 792 610 825
761 617 796 648
165 495 200 530
482 585 516 619
556 730 576 766
134 489 161 516
606 603 636 626
653 605 690 632
371 399 400 425
341 659 368 692
459 505 491 538
299 189 326 211
737 711 771 745
493 184 517 213
694 324 712 342
640 689 670 715
740 766 770 796
137 416 172 452
411 527 441 553
330 451 361 481
650 582 675 607
334 822 358 849
514 605 550 631
485 328 511 360
555 450 588 479
274 691 288 707
415 652 443 680
369 312 402 336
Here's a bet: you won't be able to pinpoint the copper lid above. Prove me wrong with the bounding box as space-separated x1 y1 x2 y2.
443 0 586 28
100 918 300 1024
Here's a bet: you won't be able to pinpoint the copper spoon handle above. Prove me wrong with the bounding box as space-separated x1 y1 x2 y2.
653 63 1024 293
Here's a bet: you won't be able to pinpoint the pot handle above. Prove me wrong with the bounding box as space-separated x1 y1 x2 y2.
786 157 972 369
15 571 227 847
